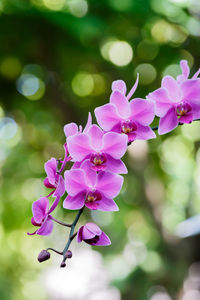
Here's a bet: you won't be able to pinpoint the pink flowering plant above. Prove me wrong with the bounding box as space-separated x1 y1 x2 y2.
28 60 200 267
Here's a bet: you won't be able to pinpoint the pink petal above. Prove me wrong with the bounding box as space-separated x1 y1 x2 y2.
96 172 123 198
87 125 103 150
77 226 84 242
95 103 120 131
63 192 86 210
127 73 139 100
67 133 93 161
135 124 156 140
80 160 97 187
83 112 92 133
177 60 190 82
127 132 137 142
53 176 65 197
96 195 119 211
192 68 200 79
179 113 193 124
110 90 130 118
48 195 61 214
103 132 128 159
106 155 127 174
189 99 200 119
147 88 172 117
64 122 78 138
64 169 87 196
82 225 96 239
84 223 102 235
44 158 57 186
161 76 181 102
130 98 155 125
112 80 127 94
95 232 111 246
36 217 53 236
44 177 55 189
181 79 200 102
158 107 179 135
85 201 98 210
32 197 49 224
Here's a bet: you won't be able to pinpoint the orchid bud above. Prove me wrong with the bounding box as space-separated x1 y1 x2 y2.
37 249 51 263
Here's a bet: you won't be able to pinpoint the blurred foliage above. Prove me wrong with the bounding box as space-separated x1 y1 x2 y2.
1 0 200 299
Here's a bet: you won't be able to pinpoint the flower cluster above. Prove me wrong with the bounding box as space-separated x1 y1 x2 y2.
28 60 200 267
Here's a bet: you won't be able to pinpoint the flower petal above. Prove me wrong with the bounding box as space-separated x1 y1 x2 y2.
63 192 86 210
84 223 102 236
112 80 127 94
87 125 103 150
36 217 53 236
83 112 92 133
147 88 172 117
106 155 127 174
95 103 121 131
179 113 193 124
64 169 87 196
103 132 128 159
177 60 190 82
158 107 178 135
181 79 200 102
64 122 78 138
32 197 49 224
161 75 181 102
53 175 65 197
130 98 155 125
96 195 119 211
77 226 84 242
67 133 93 161
80 159 97 187
189 99 200 119
110 90 130 118
95 232 111 246
96 171 123 198
135 124 156 140
48 195 61 214
44 158 58 186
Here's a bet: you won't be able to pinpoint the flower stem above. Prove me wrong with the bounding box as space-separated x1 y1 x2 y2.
46 248 63 255
61 207 84 266
50 216 72 228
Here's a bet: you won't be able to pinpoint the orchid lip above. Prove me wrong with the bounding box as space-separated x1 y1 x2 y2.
121 120 137 134
85 190 102 204
90 153 107 166
176 103 192 116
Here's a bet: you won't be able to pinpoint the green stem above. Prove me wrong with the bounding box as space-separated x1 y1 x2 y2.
61 207 84 266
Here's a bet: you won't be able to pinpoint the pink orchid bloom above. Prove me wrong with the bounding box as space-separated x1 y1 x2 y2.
94 74 156 143
63 160 123 211
44 157 65 197
67 124 128 174
64 112 92 138
77 222 111 246
28 197 56 236
177 60 200 83
147 65 200 135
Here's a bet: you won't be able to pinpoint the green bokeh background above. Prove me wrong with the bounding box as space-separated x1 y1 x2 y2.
1 0 200 299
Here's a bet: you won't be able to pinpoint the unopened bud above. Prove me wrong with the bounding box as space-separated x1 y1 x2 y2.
65 250 72 259
60 261 66 268
37 250 51 263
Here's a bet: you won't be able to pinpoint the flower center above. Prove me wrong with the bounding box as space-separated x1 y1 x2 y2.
85 235 100 245
85 191 102 203
90 153 107 166
176 103 192 117
121 120 137 134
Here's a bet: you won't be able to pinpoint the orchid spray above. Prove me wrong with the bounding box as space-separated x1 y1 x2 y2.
28 60 200 267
